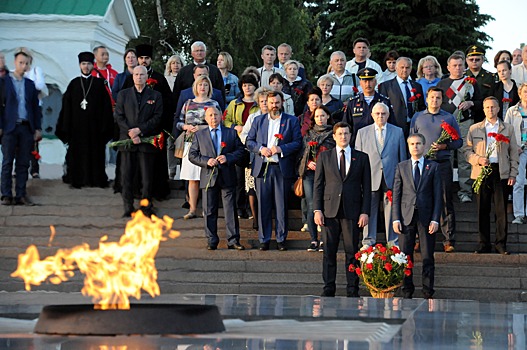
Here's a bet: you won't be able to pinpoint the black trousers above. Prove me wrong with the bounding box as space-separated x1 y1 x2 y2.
433 159 455 246
323 211 360 296
476 164 509 249
399 210 436 297
121 151 155 210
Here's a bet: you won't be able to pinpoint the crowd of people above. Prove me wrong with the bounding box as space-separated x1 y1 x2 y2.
1 39 526 298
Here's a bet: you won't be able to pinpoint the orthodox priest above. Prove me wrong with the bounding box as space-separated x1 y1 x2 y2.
119 44 171 200
55 51 113 188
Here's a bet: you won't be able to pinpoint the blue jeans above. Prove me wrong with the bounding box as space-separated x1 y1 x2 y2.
1 124 34 198
303 170 318 242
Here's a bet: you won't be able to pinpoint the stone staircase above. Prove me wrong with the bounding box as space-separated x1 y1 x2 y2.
0 179 526 302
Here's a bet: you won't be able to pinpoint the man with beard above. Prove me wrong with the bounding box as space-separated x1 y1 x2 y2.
55 51 113 188
246 91 302 251
121 44 171 200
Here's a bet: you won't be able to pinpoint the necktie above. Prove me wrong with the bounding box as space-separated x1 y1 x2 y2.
414 161 421 189
378 127 384 152
340 149 346 179
211 128 218 155
403 81 414 119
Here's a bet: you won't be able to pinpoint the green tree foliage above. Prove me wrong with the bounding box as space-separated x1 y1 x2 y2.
214 0 310 76
328 0 493 71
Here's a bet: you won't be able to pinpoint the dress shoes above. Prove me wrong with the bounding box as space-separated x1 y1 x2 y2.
259 242 270 251
228 243 245 250
495 246 510 255
276 242 287 251
321 290 335 297
474 246 491 254
1 196 12 205
207 245 217 251
443 244 455 253
423 292 434 299
14 197 34 206
347 292 360 298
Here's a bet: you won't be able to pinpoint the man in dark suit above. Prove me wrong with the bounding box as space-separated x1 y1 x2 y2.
114 66 163 217
378 57 425 137
189 106 246 250
246 91 302 251
314 122 371 297
0 50 42 205
392 133 443 299
173 41 224 105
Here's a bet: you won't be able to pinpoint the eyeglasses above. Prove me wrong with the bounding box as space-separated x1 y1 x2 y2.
468 58 482 62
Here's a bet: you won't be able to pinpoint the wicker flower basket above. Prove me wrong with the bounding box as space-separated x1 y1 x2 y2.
364 280 402 298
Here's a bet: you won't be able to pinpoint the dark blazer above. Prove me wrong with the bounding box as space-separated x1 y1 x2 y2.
0 74 42 134
490 80 520 118
188 126 245 188
392 158 443 227
246 113 302 179
313 148 372 220
114 87 163 153
173 62 225 103
378 77 425 133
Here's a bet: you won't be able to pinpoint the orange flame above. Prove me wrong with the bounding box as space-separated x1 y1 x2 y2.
11 210 180 310
48 225 56 246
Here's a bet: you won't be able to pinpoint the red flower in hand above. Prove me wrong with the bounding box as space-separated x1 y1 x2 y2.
355 267 362 276
308 141 318 147
146 78 158 88
386 189 393 203
494 134 510 144
465 77 477 85
415 93 422 99
274 133 284 140
31 150 41 160
408 95 417 102
440 121 460 140
502 97 513 103
404 269 412 276
366 263 373 270
221 141 227 148
410 88 417 93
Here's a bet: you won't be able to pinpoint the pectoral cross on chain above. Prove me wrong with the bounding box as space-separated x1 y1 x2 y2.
80 99 88 110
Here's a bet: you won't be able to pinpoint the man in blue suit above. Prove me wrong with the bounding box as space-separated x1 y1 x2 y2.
392 133 443 299
355 102 407 247
0 50 42 205
246 91 302 251
189 106 246 250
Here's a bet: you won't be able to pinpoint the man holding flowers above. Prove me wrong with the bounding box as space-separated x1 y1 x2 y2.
465 96 518 255
411 87 462 253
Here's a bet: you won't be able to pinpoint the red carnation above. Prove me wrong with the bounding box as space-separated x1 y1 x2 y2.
274 133 284 140
408 95 418 102
355 252 362 260
410 88 417 93
355 267 362 276
308 141 318 147
384 263 393 272
391 245 400 254
221 141 227 148
31 150 42 160
407 260 414 269
380 255 387 261
494 134 510 144
366 263 373 270
465 77 477 85
404 269 412 276
502 98 513 103
386 189 393 203
416 93 422 99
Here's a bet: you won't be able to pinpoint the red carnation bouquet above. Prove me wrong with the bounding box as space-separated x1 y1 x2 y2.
425 120 460 159
455 77 477 122
263 134 283 182
472 132 510 194
205 141 227 191
146 78 158 89
408 88 422 112
109 132 164 150
349 243 412 297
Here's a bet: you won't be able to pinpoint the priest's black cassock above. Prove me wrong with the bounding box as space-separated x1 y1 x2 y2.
56 76 113 188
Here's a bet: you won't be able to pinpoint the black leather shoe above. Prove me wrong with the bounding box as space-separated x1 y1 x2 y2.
347 292 360 298
423 292 434 299
495 246 510 255
277 242 287 251
228 243 245 250
259 242 269 251
238 210 249 219
403 293 413 299
321 290 335 297
207 245 217 251
474 246 491 254
14 197 34 206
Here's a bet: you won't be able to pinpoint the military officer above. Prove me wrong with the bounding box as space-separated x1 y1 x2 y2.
342 68 395 144
465 45 496 123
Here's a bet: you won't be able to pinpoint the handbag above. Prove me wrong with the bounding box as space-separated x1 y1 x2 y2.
174 132 186 159
293 177 304 197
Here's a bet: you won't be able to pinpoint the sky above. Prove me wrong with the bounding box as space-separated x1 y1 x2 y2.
476 0 524 72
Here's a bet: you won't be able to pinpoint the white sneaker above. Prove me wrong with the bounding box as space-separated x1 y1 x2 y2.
512 216 525 224
300 224 308 232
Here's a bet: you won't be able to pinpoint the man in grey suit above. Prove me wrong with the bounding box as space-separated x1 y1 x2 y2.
114 66 163 217
378 57 425 137
392 133 442 299
189 106 246 251
314 122 371 297
355 102 407 248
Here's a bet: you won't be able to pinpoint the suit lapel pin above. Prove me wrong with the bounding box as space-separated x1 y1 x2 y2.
147 100 155 104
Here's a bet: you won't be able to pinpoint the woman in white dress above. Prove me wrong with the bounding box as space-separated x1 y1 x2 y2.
175 76 220 219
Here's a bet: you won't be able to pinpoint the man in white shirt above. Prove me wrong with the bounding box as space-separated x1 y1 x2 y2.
345 38 382 81
259 45 284 88
512 46 527 86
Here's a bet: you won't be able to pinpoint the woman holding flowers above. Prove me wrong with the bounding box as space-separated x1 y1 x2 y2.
490 60 519 120
176 76 220 220
504 83 527 224
465 97 518 255
298 105 335 251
